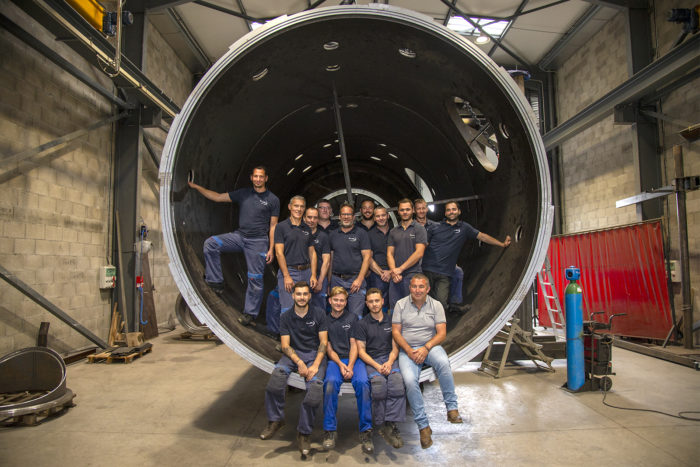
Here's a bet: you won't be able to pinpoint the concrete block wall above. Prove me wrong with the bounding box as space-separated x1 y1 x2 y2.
0 3 192 354
556 0 699 343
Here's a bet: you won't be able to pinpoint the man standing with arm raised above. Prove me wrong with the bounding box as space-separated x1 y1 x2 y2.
188 166 279 326
260 281 328 457
391 274 463 449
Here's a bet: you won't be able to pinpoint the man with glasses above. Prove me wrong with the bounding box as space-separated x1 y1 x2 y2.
316 199 339 233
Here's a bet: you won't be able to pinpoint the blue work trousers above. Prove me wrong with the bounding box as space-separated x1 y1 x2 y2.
265 289 281 335
388 272 417 311
277 267 312 314
204 231 267 317
330 275 366 319
365 354 406 425
398 345 457 429
311 277 329 313
265 351 326 435
322 358 372 432
450 266 464 303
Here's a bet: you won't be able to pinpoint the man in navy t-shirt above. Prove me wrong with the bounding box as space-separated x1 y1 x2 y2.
260 281 328 457
422 201 511 312
304 207 331 312
328 203 372 318
321 287 371 452
272 195 317 332
367 206 391 304
355 288 405 450
316 199 339 233
189 166 280 326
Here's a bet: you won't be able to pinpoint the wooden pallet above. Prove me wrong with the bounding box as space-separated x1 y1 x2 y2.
0 390 76 426
87 343 153 364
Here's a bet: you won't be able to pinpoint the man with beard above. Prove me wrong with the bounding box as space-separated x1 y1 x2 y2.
260 281 328 457
328 203 372 318
367 206 391 305
387 199 427 309
356 199 376 231
356 288 405 451
422 201 511 312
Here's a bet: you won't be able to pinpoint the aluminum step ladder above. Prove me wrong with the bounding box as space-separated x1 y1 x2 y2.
537 256 566 341
478 319 555 378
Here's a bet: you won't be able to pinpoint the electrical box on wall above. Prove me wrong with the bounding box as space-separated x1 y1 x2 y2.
668 260 681 283
100 265 117 289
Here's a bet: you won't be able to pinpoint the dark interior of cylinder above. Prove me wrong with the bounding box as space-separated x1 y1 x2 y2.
170 16 541 362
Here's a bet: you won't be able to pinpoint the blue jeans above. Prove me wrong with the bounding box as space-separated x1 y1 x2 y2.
311 277 328 313
265 351 326 435
277 267 311 314
388 272 416 310
330 275 366 318
323 358 372 432
366 272 390 311
203 231 267 317
398 345 458 429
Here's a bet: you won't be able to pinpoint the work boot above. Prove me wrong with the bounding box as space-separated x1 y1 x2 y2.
380 422 403 448
259 420 285 439
447 409 463 424
322 430 336 449
359 429 374 454
448 303 471 314
419 426 433 449
238 313 255 326
297 432 311 456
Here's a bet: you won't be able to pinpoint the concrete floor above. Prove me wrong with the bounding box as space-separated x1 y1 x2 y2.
1 328 699 466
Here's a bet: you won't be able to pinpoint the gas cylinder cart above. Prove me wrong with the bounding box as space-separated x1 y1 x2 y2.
580 312 626 392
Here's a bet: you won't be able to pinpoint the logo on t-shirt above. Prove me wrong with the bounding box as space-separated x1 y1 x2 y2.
306 320 316 326
313 238 320 244
302 231 309 236
383 327 391 332
259 199 269 206
342 323 352 331
454 229 461 234
348 235 357 242
409 233 416 239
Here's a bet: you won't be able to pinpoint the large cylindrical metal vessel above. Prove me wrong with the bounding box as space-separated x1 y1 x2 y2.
160 5 552 387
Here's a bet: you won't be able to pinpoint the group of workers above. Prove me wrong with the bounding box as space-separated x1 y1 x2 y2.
188 166 511 455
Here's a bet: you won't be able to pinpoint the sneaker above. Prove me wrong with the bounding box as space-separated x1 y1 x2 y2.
259 420 285 440
297 432 311 456
238 313 255 326
322 430 336 449
380 422 403 448
359 429 374 454
419 425 432 449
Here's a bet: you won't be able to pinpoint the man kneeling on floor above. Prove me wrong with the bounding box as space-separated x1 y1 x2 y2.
355 288 405 451
260 281 328 456
391 274 463 449
321 287 372 452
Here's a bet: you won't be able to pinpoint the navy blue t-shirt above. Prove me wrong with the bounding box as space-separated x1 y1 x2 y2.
329 226 371 274
388 221 428 275
318 220 339 233
368 225 390 269
309 229 330 274
274 218 313 266
280 306 328 352
422 220 479 276
353 312 394 358
327 310 359 359
228 188 280 238
355 221 373 232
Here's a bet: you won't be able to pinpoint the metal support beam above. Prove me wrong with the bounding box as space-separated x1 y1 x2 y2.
541 33 699 149
0 265 109 349
235 0 252 31
0 112 128 171
626 6 662 220
332 84 354 205
581 0 649 10
438 0 533 68
0 14 131 110
538 5 601 70
488 0 529 57
15 0 180 118
674 145 694 349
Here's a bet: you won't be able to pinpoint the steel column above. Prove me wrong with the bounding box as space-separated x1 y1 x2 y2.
674 146 693 349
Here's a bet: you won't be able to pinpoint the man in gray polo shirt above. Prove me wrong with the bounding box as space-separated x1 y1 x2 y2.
387 199 427 310
391 274 463 449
